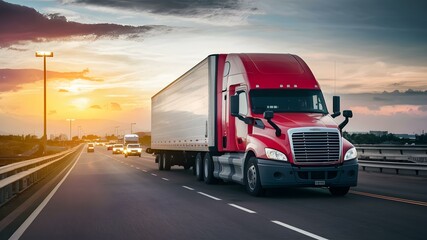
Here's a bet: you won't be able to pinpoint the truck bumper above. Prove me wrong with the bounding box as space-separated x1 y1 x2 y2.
257 159 358 188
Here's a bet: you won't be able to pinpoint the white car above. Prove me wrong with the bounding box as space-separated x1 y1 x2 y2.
112 144 124 154
87 143 95 153
124 144 142 157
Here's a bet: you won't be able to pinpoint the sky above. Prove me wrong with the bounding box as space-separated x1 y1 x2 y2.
0 0 426 138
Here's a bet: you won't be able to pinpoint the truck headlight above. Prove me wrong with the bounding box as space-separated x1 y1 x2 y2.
265 148 288 161
344 147 357 161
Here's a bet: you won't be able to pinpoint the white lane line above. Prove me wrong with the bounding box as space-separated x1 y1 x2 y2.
142 170 147 172
182 186 194 191
136 167 140 170
162 178 169 181
197 192 222 201
10 147 84 240
130 165 134 167
151 173 157 176
271 220 328 240
228 203 256 214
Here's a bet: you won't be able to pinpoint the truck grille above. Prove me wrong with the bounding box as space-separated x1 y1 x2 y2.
290 129 341 163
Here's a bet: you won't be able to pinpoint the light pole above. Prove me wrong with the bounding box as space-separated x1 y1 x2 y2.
36 51 53 155
67 119 75 141
131 123 136 134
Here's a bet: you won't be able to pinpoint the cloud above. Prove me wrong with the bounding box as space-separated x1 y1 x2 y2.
59 89 69 92
49 110 57 115
0 68 100 92
110 102 121 111
65 0 258 24
0 1 170 48
90 105 102 109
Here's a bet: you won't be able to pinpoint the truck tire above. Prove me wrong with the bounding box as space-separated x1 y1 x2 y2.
164 153 171 171
329 186 350 196
195 152 204 181
203 153 216 184
245 157 264 196
157 154 164 171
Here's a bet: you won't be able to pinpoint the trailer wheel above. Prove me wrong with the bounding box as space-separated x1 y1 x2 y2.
157 154 163 171
245 157 264 196
329 186 350 196
203 153 216 184
195 152 204 181
163 153 171 171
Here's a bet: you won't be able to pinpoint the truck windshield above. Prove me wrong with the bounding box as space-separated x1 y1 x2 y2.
250 89 328 114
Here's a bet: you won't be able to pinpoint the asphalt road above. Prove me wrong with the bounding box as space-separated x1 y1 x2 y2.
14 146 427 240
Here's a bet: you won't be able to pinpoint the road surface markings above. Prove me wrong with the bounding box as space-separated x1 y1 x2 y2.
350 190 427 207
162 178 169 181
130 165 134 167
228 203 256 214
151 173 157 176
142 170 147 172
197 192 222 201
10 147 84 240
182 186 194 191
136 167 140 170
271 220 328 240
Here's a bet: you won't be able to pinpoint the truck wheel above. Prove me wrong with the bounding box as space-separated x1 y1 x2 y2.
195 152 204 181
157 154 164 171
329 186 350 196
245 157 264 196
203 153 216 184
164 153 171 171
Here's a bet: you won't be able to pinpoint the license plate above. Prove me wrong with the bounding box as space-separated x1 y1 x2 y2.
315 181 325 186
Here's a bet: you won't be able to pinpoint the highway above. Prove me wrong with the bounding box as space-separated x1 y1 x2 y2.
13 146 427 240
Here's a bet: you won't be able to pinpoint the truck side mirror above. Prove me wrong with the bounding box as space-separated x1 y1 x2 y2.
230 95 239 116
339 110 353 130
343 110 353 118
331 96 341 118
263 110 274 120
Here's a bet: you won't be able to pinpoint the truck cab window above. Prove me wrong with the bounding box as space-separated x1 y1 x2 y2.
250 89 328 114
239 92 248 116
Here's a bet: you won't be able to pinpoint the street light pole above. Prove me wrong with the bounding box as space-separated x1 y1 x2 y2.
36 51 53 155
131 122 136 134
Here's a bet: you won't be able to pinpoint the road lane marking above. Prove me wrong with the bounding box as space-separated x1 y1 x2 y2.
197 192 222 201
151 173 157 176
162 178 169 181
271 220 328 240
136 167 140 170
131 165 134 167
350 190 427 207
182 186 194 191
10 147 84 240
228 203 256 214
142 170 147 172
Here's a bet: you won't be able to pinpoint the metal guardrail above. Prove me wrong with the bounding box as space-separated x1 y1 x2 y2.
359 160 427 176
0 144 82 207
356 145 427 163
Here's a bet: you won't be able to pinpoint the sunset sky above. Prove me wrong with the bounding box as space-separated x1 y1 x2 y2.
0 0 426 138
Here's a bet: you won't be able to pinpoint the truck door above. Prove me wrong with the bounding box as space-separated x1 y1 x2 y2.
234 87 248 152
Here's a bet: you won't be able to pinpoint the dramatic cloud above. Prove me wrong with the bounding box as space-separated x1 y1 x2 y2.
0 68 100 92
65 0 258 23
110 102 121 111
59 89 69 92
0 1 169 48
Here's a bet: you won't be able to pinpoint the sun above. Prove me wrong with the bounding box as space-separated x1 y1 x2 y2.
71 97 90 110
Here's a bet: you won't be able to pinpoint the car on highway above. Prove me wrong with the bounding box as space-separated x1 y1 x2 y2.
112 144 124 154
87 143 95 153
106 143 113 150
124 144 142 158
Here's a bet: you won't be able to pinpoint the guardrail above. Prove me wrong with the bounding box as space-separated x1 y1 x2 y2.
356 145 427 163
0 144 82 207
359 160 427 176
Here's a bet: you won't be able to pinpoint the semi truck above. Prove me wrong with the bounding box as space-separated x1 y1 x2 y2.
150 53 358 196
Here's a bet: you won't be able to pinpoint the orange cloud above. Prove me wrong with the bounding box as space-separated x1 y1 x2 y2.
351 105 426 116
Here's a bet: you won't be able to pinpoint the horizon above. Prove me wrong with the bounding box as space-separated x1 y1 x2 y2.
1 0 426 137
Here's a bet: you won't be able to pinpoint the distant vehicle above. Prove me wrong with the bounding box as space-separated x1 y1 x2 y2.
87 143 95 153
123 134 139 147
112 144 124 154
106 144 113 150
150 53 358 196
124 144 142 158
